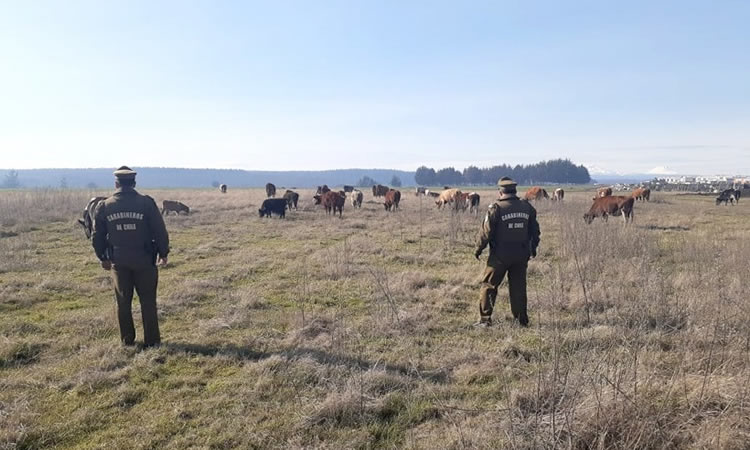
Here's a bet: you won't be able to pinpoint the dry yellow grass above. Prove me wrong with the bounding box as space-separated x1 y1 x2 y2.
1 187 749 449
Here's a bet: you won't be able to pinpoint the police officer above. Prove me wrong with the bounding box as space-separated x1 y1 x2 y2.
92 167 170 347
474 177 540 327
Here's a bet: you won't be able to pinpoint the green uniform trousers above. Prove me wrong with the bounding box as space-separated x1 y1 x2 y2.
112 264 161 346
479 261 529 326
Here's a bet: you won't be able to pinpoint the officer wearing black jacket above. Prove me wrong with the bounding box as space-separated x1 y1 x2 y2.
474 177 540 327
92 167 169 347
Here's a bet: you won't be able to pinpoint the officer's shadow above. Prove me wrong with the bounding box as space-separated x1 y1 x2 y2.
164 341 448 384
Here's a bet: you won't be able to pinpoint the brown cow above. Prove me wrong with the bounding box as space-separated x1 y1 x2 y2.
435 188 462 209
384 189 401 211
372 184 389 197
455 192 470 211
162 200 190 215
265 183 276 198
283 190 299 210
524 187 549 201
632 187 651 202
597 187 613 198
313 191 345 217
551 188 564 201
584 196 635 224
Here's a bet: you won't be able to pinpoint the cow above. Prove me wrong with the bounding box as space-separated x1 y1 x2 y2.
455 192 470 211
716 189 739 206
162 200 190 215
597 187 613 198
219 184 227 193
265 183 276 198
283 190 299 210
313 191 345 217
584 196 635 224
524 187 549 201
435 188 462 209
316 185 331 195
415 187 426 196
632 187 651 202
77 196 106 239
258 198 287 218
343 185 354 193
467 192 481 214
384 189 401 211
351 190 363 208
427 191 440 198
552 188 565 202
372 184 390 197
443 186 451 190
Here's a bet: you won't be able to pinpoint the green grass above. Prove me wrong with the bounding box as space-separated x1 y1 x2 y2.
1 188 749 448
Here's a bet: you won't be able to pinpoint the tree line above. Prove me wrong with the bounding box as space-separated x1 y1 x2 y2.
414 159 591 186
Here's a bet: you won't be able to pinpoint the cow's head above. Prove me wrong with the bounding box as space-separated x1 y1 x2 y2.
313 194 322 205
583 213 594 224
258 208 267 217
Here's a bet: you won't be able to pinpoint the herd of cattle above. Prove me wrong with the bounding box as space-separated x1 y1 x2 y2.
77 182 744 237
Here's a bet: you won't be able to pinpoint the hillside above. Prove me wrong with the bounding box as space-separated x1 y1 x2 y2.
0 168 417 189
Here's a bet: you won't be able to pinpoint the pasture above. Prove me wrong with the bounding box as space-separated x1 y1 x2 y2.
1 187 749 449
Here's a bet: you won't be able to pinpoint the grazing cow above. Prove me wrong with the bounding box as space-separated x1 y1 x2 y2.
524 187 549 201
415 187 426 196
467 192 481 214
427 191 440 198
552 188 565 202
372 184 390 197
455 192 470 211
632 187 651 202
162 200 190 215
77 196 106 239
716 189 739 206
316 185 331 195
443 186 451 190
343 185 354 193
283 190 299 210
351 190 363 208
597 187 613 198
265 183 276 198
219 184 227 193
584 196 635 224
258 198 287 218
384 189 401 211
313 191 345 217
435 188 462 209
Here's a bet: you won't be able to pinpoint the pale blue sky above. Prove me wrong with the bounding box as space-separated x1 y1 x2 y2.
1 1 749 174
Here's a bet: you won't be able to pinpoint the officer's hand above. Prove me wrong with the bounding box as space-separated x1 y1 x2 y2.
474 250 482 260
100 260 111 271
157 257 168 267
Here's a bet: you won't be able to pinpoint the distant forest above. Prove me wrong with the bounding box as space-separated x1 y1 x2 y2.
415 159 591 186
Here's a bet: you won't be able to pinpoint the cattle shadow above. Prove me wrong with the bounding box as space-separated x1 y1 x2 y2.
164 342 448 384
641 225 690 232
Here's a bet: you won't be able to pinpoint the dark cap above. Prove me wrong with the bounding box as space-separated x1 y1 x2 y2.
113 166 137 180
497 176 517 187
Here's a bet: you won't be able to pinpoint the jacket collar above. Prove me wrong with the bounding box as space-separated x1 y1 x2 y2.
114 187 137 195
498 193 518 201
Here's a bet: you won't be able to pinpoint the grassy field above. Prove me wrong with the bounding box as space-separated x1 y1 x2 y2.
1 187 749 449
